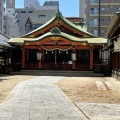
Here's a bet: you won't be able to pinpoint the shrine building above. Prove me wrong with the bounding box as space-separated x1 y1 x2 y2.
8 11 107 71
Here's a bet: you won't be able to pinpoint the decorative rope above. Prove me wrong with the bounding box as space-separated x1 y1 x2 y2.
41 46 72 51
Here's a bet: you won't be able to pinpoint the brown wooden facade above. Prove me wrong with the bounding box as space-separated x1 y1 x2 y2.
103 12 120 80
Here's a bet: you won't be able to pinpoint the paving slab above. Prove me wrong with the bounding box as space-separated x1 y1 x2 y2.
75 102 120 120
0 76 88 120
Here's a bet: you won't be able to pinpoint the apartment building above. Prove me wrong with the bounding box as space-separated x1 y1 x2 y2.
43 1 59 9
4 0 59 36
80 0 120 37
24 0 40 8
4 0 20 37
0 0 4 32
6 0 15 9
25 6 57 34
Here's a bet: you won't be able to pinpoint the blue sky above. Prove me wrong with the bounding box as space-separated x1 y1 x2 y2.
15 0 79 17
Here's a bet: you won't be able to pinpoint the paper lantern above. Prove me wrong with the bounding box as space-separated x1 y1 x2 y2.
72 53 76 61
37 52 42 60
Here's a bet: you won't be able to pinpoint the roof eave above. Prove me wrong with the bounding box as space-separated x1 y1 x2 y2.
105 12 120 38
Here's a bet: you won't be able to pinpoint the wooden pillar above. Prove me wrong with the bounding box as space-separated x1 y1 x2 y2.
113 53 115 70
22 47 25 69
115 52 117 70
42 49 45 62
116 52 118 70
90 49 93 70
37 48 42 69
38 60 42 69
27 49 29 62
72 61 76 70
72 47 76 70
119 53 120 70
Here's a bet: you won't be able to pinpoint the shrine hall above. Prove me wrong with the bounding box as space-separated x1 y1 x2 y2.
8 11 107 71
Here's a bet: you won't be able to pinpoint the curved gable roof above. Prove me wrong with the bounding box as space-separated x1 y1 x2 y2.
9 27 107 44
21 10 96 38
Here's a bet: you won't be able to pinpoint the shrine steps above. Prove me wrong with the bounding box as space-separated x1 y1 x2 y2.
10 70 104 77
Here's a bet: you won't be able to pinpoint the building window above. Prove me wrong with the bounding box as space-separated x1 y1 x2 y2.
21 11 26 13
90 19 98 25
29 11 33 13
15 11 19 13
91 30 98 36
4 25 6 29
101 30 106 33
32 24 43 29
101 8 110 10
113 8 120 10
16 20 19 22
90 8 99 14
38 15 46 19
90 0 98 3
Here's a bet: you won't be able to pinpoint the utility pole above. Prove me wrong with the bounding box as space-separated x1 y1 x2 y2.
98 0 101 37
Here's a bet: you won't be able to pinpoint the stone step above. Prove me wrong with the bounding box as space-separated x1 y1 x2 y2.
10 70 104 77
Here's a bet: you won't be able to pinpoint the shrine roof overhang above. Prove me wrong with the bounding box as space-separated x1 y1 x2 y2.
105 12 120 38
0 31 12 47
9 32 107 45
21 10 96 38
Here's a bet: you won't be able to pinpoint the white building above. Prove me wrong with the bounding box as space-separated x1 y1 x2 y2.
6 0 15 9
24 0 40 9
4 14 20 38
4 0 59 36
4 0 20 37
25 6 57 33
0 0 4 32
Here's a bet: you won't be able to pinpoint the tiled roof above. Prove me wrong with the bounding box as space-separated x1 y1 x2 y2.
0 31 11 47
9 29 107 44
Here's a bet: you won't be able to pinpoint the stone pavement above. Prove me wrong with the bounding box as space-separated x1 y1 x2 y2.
0 76 88 120
76 102 120 120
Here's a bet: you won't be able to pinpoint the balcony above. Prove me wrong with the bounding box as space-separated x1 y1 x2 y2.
100 10 120 15
90 13 99 16
90 3 99 6
101 0 120 4
100 21 110 27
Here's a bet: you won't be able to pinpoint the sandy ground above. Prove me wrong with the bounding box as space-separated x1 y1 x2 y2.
56 77 120 104
1 73 120 104
0 74 38 103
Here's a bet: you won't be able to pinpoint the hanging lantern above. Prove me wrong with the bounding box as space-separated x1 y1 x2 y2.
59 50 61 53
45 51 47 54
114 40 120 52
37 52 42 60
52 50 54 54
66 51 68 54
72 53 76 61
0 46 3 52
9 58 11 64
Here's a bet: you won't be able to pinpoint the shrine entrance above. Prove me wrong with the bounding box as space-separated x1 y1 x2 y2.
76 50 90 71
44 49 72 70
